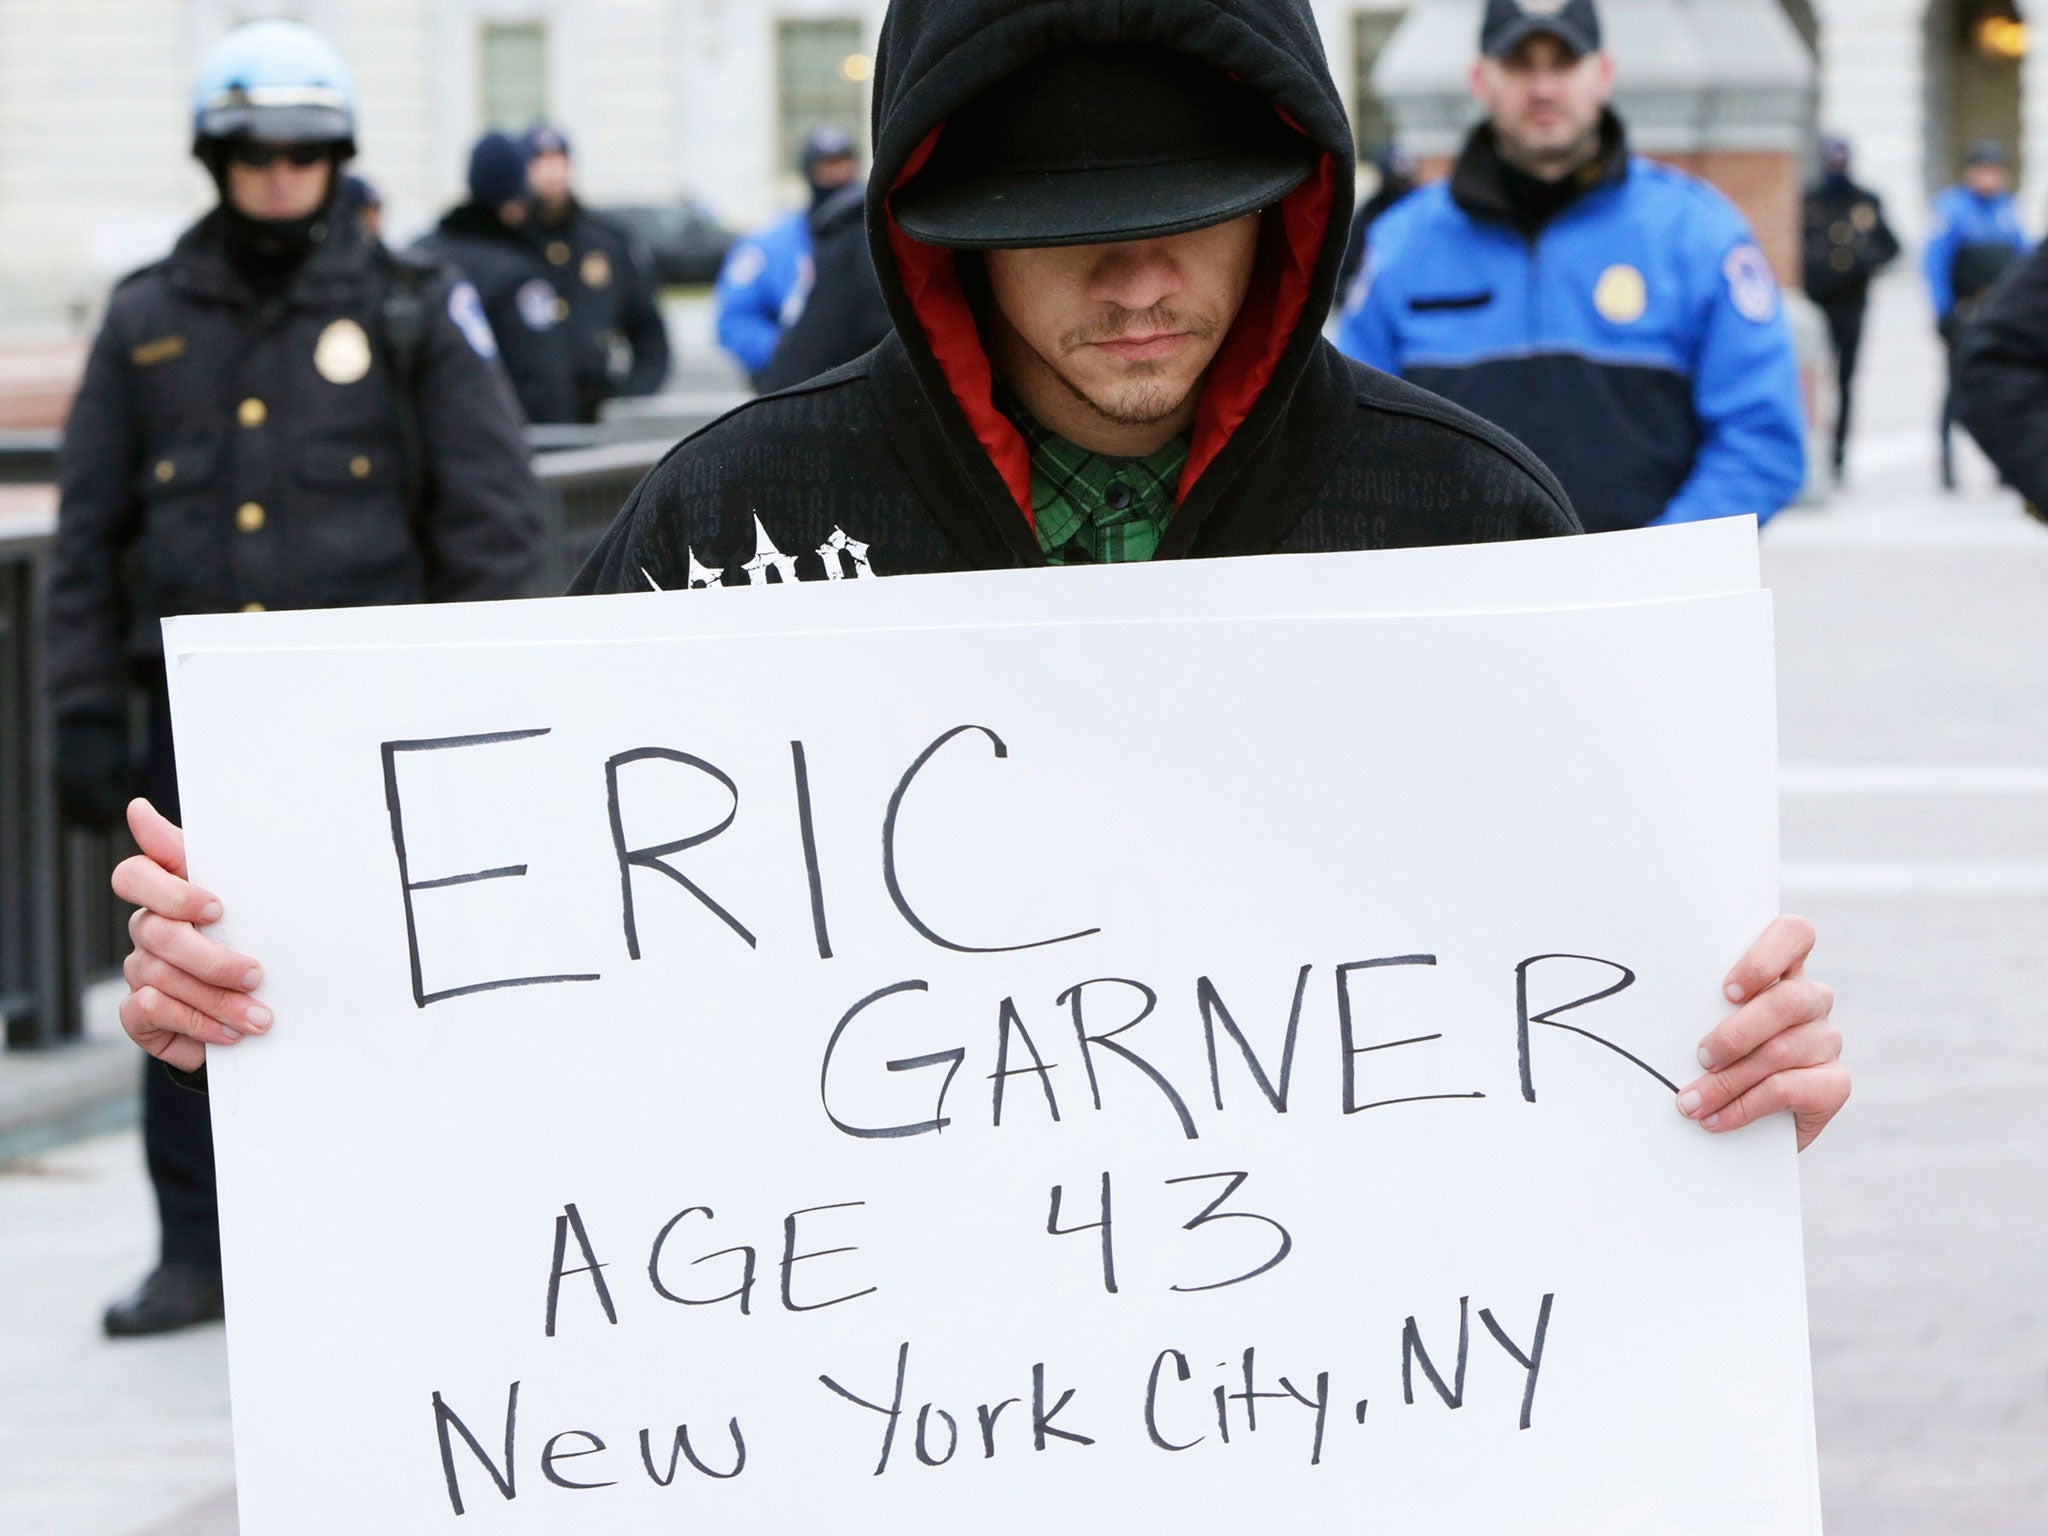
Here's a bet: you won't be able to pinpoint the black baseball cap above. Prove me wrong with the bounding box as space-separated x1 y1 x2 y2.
893 43 1318 251
1481 0 1604 60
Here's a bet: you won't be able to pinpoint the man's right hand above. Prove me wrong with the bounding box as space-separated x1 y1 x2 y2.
112 799 271 1075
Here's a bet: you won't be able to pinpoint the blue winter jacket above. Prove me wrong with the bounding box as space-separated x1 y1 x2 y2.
1338 121 1806 533
713 209 813 379
1923 185 2029 321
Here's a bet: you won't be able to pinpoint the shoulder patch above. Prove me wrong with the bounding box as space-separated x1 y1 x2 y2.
1723 243 1781 324
723 242 766 288
448 280 498 359
517 278 562 332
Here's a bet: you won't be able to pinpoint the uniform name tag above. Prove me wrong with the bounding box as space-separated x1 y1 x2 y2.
131 335 188 368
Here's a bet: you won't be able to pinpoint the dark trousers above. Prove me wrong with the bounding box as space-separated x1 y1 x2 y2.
1820 298 1867 473
1941 327 1961 489
140 678 220 1274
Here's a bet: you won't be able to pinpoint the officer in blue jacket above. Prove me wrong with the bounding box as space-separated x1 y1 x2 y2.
1925 140 2030 489
713 126 861 384
1338 0 1805 533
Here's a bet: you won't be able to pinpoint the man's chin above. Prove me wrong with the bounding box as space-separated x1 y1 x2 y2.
1086 389 1193 430
1059 369 1195 430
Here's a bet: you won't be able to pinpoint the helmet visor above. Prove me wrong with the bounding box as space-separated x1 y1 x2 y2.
198 85 352 146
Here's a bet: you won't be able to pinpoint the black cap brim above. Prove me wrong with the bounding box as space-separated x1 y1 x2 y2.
1484 20 1597 60
895 148 1314 251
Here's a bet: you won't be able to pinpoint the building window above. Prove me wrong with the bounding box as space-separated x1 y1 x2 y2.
1926 0 2025 190
777 18 868 174
480 22 549 133
1352 7 1409 160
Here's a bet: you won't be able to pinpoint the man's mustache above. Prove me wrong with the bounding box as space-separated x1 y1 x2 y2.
1060 305 1221 353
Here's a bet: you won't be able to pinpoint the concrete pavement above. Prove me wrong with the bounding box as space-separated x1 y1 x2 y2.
2 271 2045 1534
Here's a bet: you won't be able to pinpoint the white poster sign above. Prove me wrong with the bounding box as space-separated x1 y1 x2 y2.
167 539 1815 1535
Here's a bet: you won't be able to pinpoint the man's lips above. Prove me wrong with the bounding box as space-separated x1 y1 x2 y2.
1091 332 1193 363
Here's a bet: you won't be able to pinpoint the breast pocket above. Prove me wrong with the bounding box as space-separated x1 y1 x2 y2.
135 438 220 502
297 439 402 495
1408 290 1497 314
1402 289 1502 360
290 438 422 602
135 438 226 610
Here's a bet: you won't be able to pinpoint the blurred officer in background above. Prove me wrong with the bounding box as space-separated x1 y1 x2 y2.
46 20 543 1338
342 172 384 240
416 131 578 425
752 176 891 393
1956 241 2048 520
1926 140 2030 490
1338 0 1805 532
714 125 861 385
522 122 671 421
1335 142 1419 305
1802 136 1899 483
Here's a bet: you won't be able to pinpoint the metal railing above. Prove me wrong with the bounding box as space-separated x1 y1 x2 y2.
532 436 679 592
0 401 729 1052
1 514 60 1046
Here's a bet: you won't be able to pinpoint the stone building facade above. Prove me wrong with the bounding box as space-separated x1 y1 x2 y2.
0 0 2038 325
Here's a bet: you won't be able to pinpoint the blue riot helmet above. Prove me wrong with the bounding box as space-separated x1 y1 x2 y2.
191 20 357 158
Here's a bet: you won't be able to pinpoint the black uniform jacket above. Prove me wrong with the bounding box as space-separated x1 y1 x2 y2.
572 0 1579 599
1957 242 2048 508
527 200 671 418
48 208 543 717
1801 175 1900 306
756 183 893 396
416 204 579 425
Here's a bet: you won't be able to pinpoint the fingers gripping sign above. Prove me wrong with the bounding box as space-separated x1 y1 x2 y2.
1676 916 1849 1150
113 798 272 1075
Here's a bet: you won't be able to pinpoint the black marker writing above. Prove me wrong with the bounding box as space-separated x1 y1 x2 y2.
1517 955 1674 1099
882 725 1102 954
606 748 756 959
382 731 600 1007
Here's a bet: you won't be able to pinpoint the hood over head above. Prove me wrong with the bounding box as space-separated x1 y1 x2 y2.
866 0 1356 532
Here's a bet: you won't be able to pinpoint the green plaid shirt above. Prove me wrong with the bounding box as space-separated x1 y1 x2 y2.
1008 408 1190 566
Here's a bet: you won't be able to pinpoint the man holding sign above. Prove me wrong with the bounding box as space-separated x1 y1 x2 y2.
113 0 1844 1243
109 4 1844 1526
112 6 1851 1474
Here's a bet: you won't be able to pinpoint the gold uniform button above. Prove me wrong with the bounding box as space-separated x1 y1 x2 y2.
547 241 571 265
241 602 266 615
238 397 267 428
236 501 265 533
350 454 372 479
554 297 570 322
154 460 176 483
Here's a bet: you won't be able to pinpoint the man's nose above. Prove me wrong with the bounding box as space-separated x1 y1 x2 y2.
1087 242 1186 315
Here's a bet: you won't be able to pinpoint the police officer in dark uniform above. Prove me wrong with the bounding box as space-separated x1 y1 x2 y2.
753 178 892 394
1336 143 1420 309
416 131 579 425
45 19 543 1337
1801 136 1899 482
522 122 670 421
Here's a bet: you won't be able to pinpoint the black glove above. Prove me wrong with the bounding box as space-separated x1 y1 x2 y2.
55 705 134 831
1938 314 1958 347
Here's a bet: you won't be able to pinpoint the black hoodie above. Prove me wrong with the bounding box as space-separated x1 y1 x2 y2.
573 0 1578 595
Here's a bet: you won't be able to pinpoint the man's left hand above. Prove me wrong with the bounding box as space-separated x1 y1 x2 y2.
1678 916 1847 1151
